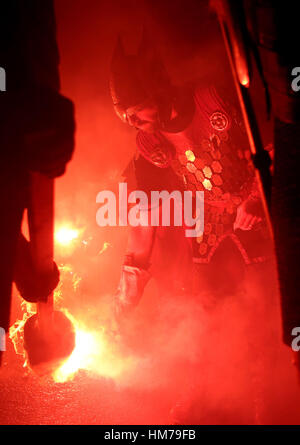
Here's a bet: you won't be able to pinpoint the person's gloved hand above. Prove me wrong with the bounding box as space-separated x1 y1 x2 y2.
234 195 264 231
14 234 60 303
114 264 151 319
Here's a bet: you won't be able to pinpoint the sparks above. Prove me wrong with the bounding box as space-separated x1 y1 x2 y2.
98 241 111 256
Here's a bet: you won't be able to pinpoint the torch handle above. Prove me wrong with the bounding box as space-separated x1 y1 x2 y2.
27 172 55 321
215 1 273 236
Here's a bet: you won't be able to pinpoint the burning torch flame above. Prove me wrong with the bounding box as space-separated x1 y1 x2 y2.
10 220 137 383
55 227 79 246
53 311 136 383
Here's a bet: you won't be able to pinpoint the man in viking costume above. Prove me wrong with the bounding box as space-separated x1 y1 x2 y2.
110 32 273 314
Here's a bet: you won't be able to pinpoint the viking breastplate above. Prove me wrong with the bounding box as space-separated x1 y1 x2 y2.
136 85 257 262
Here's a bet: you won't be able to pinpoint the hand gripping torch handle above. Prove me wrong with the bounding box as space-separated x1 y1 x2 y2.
23 172 75 374
27 172 55 330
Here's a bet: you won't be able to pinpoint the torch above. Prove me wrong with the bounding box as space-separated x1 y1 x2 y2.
23 172 75 376
212 0 273 230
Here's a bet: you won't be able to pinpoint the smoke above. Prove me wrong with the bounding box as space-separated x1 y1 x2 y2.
106 262 276 422
47 237 300 424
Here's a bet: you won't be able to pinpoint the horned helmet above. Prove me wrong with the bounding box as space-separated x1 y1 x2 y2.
110 30 172 126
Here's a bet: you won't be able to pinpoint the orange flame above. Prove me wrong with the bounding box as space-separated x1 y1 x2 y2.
9 300 35 358
52 311 136 383
55 227 79 246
